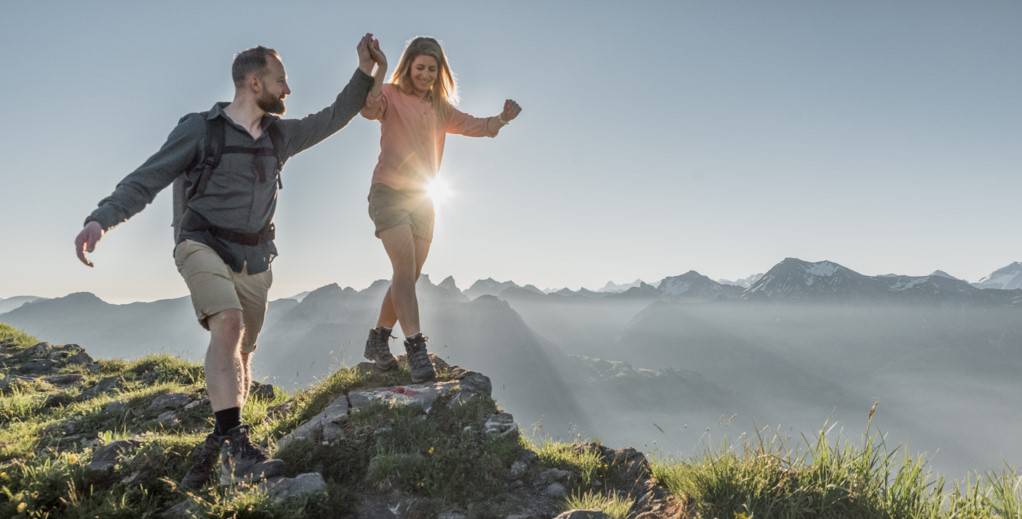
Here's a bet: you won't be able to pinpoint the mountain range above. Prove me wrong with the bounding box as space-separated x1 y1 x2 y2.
6 258 1019 311
3 257 1021 477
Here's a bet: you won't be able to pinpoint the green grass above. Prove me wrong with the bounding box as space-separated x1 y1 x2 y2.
526 437 607 487
0 323 38 348
563 489 633 519
649 420 1022 519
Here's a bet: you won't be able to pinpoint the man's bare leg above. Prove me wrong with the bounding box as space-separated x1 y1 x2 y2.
205 309 245 413
240 351 252 405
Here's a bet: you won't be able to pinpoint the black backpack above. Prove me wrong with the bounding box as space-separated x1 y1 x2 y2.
171 116 287 241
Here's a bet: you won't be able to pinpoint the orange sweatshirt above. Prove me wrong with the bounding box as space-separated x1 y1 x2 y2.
361 84 502 191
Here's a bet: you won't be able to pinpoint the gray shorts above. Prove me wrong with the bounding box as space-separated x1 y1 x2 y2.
367 183 435 241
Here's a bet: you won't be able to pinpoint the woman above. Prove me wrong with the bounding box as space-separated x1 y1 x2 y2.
360 36 522 382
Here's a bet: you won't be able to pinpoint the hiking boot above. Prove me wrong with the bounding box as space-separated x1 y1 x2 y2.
179 432 225 491
219 424 285 484
403 333 436 383
364 327 398 371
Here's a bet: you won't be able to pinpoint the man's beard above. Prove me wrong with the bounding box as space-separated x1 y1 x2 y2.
257 91 286 115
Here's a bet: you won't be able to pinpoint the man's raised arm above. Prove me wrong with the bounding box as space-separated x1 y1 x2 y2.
277 34 377 157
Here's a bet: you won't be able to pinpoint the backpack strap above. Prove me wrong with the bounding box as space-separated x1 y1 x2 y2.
188 117 226 200
267 121 287 190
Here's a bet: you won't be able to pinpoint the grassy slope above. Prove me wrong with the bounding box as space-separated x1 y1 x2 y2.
0 324 1019 518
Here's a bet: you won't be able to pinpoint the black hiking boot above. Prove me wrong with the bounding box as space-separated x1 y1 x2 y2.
219 424 285 484
364 327 398 371
179 432 225 491
403 333 437 383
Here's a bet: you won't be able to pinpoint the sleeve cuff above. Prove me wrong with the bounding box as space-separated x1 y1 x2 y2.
352 68 373 85
84 210 115 231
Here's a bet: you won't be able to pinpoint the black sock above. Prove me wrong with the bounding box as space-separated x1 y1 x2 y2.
378 326 392 336
214 407 241 436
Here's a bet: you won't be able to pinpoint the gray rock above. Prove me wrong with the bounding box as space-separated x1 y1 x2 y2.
484 412 518 439
147 392 192 413
25 342 52 357
161 498 202 519
276 394 349 451
66 351 93 365
457 371 492 397
510 460 528 479
80 376 124 400
348 380 464 415
183 398 208 411
544 482 568 498
553 511 610 519
156 410 180 427
250 382 278 400
86 439 141 476
43 393 74 408
19 359 54 374
267 400 294 418
539 468 573 484
43 373 85 386
264 472 327 506
102 401 128 415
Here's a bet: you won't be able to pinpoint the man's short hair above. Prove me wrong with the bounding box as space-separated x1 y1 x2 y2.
232 46 281 87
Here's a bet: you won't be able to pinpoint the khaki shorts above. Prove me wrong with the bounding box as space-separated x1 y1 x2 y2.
173 239 272 353
368 183 435 241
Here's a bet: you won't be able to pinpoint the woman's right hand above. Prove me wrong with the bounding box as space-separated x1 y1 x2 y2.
369 38 388 84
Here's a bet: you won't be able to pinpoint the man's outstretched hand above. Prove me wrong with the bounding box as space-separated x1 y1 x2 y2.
357 33 374 76
74 221 104 267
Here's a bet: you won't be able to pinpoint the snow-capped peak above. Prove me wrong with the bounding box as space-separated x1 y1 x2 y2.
976 262 1022 290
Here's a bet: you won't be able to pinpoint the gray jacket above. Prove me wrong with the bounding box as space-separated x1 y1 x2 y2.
85 69 373 274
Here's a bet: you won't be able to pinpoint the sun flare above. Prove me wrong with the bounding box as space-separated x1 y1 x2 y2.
426 177 453 206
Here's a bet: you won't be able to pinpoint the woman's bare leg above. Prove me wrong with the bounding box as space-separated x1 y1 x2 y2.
376 232 432 332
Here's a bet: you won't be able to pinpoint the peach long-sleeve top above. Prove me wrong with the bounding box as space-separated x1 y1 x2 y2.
361 84 502 191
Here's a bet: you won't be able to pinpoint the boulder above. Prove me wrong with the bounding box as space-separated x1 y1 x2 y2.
147 392 192 414
484 412 518 439
86 439 141 477
276 394 350 450
544 482 568 498
262 472 327 506
43 373 85 386
250 382 279 400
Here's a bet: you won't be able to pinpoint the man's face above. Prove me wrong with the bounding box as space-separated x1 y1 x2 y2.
256 57 290 115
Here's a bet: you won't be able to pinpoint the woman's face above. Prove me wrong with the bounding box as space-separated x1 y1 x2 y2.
409 54 438 96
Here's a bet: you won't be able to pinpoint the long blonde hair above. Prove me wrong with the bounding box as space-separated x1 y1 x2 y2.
390 36 458 116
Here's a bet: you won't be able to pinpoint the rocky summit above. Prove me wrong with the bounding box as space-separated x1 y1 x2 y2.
0 330 686 518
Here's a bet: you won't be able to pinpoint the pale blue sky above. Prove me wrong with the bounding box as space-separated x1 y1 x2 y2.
1 1 1019 302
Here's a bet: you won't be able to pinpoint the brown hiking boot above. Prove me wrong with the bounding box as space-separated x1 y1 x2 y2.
403 333 436 383
179 432 225 491
219 425 285 485
364 327 398 371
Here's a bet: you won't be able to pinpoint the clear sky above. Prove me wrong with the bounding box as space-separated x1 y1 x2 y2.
1 1 1019 303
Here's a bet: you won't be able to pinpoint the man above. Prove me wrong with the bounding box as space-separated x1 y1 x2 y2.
74 34 382 489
